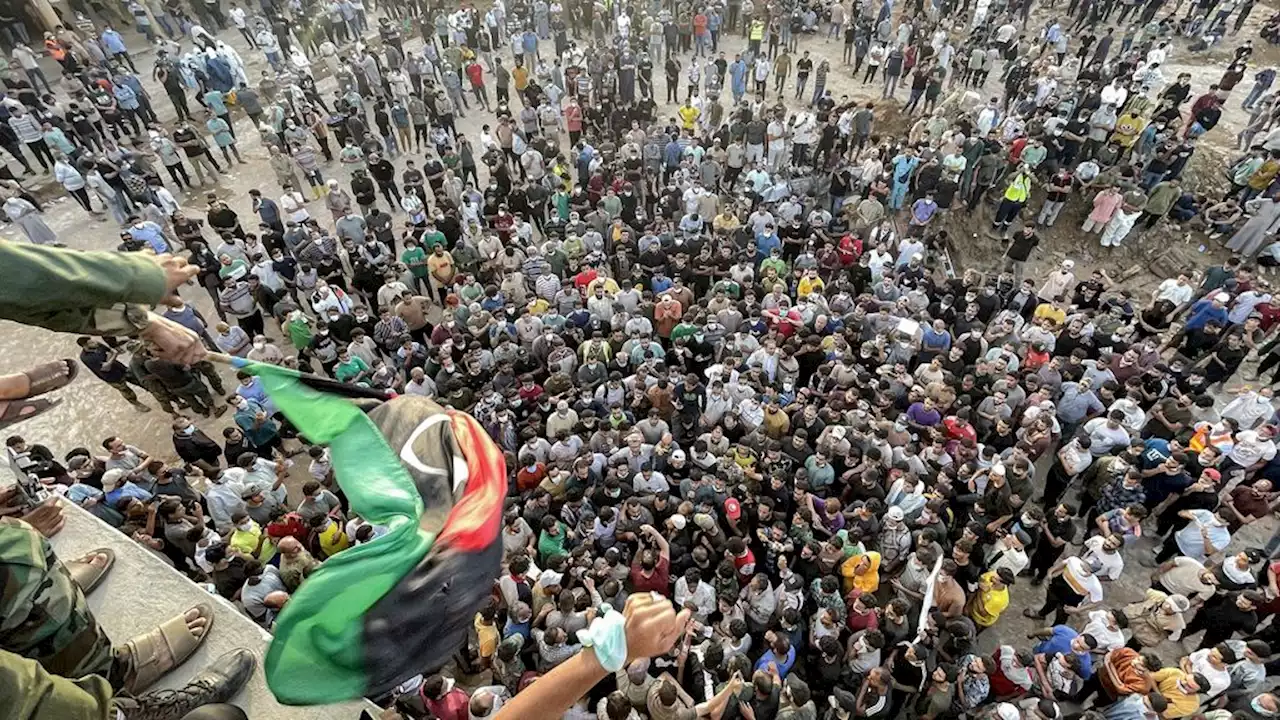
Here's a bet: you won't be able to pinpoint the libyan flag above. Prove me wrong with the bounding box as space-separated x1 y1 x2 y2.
236 360 507 705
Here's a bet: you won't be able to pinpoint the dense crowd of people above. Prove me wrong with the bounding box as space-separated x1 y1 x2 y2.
9 0 1280 717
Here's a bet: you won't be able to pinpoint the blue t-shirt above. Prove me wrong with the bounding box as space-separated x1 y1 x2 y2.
754 645 797 679
1184 299 1228 331
1034 625 1094 679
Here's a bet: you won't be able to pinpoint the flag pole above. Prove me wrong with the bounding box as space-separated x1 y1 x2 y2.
204 352 397 402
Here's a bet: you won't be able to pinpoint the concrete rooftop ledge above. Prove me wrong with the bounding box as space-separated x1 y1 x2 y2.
46 498 375 720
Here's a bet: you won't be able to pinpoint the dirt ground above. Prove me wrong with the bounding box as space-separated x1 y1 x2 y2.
936 4 1280 287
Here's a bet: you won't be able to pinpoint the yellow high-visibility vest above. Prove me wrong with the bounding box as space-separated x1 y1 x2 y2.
1004 174 1030 202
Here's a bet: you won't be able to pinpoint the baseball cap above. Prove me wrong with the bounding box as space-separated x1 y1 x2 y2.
724 498 742 520
672 450 686 461
1216 293 1231 303
1203 468 1222 481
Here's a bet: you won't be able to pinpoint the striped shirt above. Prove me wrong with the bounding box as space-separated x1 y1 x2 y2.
219 281 256 317
8 114 42 143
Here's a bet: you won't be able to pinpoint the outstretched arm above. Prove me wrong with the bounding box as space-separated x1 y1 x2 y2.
493 593 691 720
0 243 203 361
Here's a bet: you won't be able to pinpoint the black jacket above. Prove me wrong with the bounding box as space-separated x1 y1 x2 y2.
173 428 223 466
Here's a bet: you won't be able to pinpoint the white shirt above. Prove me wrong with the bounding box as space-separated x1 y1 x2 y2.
1156 278 1194 305
987 542 1029 576
673 578 716 620
1189 649 1232 696
11 45 38 70
1100 83 1128 107
279 191 310 223
1082 609 1127 651
1084 417 1131 456
1082 535 1124 581
229 7 247 27
1063 556 1105 603
632 471 669 494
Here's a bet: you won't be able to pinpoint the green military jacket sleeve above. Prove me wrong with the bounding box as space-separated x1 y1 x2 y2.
0 242 167 336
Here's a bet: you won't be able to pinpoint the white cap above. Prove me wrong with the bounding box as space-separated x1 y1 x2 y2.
670 514 687 530
996 704 1022 720
1062 259 1075 269
1216 293 1231 303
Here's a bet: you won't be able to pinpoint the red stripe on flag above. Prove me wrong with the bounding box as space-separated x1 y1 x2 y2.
437 411 508 552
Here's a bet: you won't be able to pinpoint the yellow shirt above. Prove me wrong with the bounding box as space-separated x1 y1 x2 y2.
1034 303 1066 326
1112 114 1146 148
968 571 1009 627
586 277 621 296
230 525 276 563
678 105 700 130
797 276 825 299
318 522 351 558
840 551 882 596
427 251 455 283
475 615 500 658
1151 669 1198 718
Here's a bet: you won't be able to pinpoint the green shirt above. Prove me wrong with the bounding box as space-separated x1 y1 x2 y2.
760 257 788 276
335 356 370 383
285 317 313 350
671 322 698 342
537 525 567 564
421 231 447 250
402 247 428 277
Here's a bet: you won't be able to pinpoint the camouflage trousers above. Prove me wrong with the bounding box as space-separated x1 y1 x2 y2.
0 517 120 686
0 647 113 720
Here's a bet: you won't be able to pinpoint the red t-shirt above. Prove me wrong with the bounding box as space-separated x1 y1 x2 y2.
630 556 671 596
846 605 880 632
425 688 471 720
732 548 757 582
466 63 484 87
266 513 308 543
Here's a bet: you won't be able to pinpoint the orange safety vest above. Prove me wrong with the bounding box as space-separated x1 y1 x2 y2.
45 39 67 62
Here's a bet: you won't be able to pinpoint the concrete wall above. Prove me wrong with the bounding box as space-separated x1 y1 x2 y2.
47 498 376 720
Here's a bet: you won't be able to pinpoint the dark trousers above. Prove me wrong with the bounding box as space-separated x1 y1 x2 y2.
1183 613 1236 650
237 310 265 338
169 91 191 121
1042 462 1074 507
1033 575 1085 626
994 198 1024 227
165 162 192 189
68 187 93 213
24 139 55 170
1155 533 1182 563
1029 540 1066 582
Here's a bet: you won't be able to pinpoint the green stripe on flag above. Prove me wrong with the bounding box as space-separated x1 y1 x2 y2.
246 362 435 704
